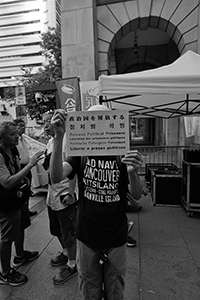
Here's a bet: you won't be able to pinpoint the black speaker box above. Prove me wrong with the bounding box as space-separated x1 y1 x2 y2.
152 170 182 206
145 163 178 183
186 164 200 204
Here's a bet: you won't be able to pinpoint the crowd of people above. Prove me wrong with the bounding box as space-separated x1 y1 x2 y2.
0 104 143 300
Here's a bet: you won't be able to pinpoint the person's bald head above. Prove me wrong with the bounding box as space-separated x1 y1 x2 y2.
88 104 110 111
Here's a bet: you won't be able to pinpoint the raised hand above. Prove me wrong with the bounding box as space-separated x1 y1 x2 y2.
51 109 66 138
122 150 143 173
29 151 45 167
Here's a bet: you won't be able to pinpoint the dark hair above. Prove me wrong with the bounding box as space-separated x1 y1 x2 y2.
13 118 25 126
0 121 16 138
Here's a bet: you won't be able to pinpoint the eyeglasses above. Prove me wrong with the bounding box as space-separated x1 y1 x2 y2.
43 120 51 126
17 124 25 128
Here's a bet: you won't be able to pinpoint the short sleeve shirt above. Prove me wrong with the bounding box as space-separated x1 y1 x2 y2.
66 155 128 249
0 151 20 188
45 136 72 211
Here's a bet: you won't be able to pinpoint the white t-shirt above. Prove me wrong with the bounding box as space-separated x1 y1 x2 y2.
17 135 30 165
46 135 76 210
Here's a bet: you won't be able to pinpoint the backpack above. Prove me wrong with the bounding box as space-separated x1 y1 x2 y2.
0 146 30 214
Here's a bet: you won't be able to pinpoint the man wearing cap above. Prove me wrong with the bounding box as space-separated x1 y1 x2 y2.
13 118 37 216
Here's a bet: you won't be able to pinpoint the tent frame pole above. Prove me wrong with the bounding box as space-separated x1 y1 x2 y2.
186 94 189 114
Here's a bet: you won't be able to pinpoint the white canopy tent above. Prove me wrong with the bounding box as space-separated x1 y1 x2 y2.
98 50 200 118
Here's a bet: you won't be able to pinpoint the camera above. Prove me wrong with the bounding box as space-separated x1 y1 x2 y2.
17 182 29 198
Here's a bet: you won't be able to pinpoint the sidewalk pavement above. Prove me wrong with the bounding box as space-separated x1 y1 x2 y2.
1 188 200 300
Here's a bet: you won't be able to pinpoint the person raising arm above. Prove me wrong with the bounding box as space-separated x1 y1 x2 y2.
50 107 143 300
50 109 71 183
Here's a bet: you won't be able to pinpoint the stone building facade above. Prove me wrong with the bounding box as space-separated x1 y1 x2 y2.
61 0 200 147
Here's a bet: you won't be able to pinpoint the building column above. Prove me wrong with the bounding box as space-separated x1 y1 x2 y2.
197 0 200 54
61 0 98 81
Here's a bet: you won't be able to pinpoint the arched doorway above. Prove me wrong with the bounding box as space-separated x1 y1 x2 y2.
109 23 180 146
114 27 179 74
97 2 199 146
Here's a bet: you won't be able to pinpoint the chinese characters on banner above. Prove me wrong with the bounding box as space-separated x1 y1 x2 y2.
79 81 99 110
15 86 26 105
55 77 81 111
79 80 110 111
15 106 27 122
65 110 129 156
15 86 27 122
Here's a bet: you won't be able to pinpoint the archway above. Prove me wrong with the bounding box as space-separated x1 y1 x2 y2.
97 0 199 75
97 16 183 147
104 17 181 75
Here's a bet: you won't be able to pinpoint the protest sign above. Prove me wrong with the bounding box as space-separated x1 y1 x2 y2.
55 77 81 111
15 86 26 105
65 110 129 156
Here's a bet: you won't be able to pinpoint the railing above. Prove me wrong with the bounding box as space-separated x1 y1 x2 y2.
132 145 190 176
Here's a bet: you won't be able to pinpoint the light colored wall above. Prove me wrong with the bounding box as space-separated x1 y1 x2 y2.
97 0 199 75
198 0 200 53
61 0 98 81
61 0 200 146
61 0 200 79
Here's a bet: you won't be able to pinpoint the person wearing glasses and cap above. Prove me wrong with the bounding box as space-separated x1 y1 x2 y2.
13 118 37 217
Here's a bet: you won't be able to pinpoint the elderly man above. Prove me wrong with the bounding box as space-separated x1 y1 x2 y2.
13 118 37 216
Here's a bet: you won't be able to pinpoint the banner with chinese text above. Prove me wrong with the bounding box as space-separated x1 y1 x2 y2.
55 77 81 111
79 81 99 111
15 106 27 123
15 86 26 105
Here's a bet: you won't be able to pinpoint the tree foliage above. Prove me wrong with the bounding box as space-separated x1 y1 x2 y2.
4 27 62 122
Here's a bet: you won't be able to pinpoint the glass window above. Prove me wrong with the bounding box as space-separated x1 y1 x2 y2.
130 117 155 146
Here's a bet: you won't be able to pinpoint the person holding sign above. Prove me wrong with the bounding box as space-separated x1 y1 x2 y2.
50 105 143 300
